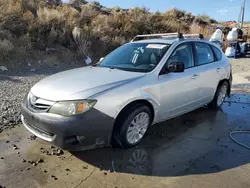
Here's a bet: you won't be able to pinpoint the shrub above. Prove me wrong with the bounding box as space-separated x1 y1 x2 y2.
37 7 64 25
0 0 217 64
0 39 14 60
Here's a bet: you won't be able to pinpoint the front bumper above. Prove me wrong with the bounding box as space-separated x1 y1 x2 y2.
21 101 115 150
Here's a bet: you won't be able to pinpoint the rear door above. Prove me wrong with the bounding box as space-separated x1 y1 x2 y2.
192 42 220 104
158 42 204 120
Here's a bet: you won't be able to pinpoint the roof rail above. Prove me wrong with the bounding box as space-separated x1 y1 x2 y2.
162 33 204 39
184 34 204 39
131 33 179 42
131 32 204 42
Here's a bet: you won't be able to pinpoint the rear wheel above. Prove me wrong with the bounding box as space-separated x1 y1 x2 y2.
208 81 229 108
114 105 152 148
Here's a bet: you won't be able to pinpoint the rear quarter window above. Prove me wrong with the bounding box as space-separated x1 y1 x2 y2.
211 46 222 61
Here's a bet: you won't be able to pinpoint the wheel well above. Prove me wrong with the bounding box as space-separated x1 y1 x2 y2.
111 100 155 143
115 100 155 125
218 79 231 95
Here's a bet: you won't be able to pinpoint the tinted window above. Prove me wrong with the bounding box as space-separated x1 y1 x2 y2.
167 44 194 69
99 43 170 73
195 43 215 65
211 46 222 61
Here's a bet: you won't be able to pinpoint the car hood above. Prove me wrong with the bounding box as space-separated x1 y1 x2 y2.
31 66 145 101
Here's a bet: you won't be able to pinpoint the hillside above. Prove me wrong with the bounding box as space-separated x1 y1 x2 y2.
0 0 217 68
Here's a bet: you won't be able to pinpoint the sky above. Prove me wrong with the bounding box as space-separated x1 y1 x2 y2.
62 0 250 21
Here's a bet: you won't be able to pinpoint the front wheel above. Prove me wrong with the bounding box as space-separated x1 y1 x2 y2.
208 81 229 108
114 105 152 148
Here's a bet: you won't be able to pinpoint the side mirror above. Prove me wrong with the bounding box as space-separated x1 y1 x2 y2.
99 57 105 62
167 62 185 73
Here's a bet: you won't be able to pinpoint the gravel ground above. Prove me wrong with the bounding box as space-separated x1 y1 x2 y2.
230 58 250 74
0 74 45 131
0 58 249 131
0 63 81 132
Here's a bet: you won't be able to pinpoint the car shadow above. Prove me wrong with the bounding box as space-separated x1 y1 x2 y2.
73 96 250 177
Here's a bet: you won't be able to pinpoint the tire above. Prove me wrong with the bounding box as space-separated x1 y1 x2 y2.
113 105 152 148
208 81 229 109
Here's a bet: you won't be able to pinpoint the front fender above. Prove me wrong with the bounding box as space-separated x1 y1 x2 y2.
114 91 160 124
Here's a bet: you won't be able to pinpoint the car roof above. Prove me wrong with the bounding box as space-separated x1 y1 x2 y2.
131 38 209 45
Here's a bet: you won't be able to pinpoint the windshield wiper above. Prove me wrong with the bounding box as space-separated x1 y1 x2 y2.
92 63 100 67
101 66 120 70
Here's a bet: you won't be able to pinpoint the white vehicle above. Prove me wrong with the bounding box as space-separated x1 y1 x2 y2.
21 33 232 150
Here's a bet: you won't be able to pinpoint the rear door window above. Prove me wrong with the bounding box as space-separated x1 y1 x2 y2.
194 43 215 66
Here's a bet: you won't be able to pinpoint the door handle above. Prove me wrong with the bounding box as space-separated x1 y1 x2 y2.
192 74 199 79
216 68 222 72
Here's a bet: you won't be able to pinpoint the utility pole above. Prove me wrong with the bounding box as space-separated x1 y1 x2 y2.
240 0 246 29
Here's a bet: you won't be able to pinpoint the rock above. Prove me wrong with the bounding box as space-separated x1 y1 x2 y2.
44 170 48 173
57 149 64 155
5 141 9 143
37 159 44 163
83 166 88 169
66 168 70 172
104 172 108 175
30 135 37 140
26 168 30 171
22 159 26 163
50 146 55 149
1 157 4 160
0 66 8 71
17 152 20 154
13 146 19 150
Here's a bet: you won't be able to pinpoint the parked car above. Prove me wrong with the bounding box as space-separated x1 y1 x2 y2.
21 33 232 150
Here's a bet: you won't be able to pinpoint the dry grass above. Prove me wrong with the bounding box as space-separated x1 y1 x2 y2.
189 23 212 39
0 0 217 65
37 7 64 24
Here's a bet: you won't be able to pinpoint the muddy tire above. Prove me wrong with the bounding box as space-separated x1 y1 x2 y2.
113 105 152 148
208 81 229 109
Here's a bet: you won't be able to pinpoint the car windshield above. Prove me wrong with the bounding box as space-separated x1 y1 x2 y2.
99 42 171 72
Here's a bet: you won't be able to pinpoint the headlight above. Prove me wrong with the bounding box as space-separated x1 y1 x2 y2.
49 100 97 116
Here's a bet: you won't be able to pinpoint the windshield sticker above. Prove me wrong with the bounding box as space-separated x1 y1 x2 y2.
146 44 167 49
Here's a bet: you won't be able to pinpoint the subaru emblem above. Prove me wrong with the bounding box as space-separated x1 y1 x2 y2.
31 96 37 104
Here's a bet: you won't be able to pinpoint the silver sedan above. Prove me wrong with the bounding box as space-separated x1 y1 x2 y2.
21 36 232 150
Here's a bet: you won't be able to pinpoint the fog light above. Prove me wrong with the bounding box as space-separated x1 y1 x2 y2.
76 136 86 143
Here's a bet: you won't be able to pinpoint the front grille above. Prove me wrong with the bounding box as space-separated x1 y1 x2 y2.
30 102 51 111
27 93 55 112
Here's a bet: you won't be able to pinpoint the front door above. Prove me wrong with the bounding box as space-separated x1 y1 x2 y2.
158 43 203 121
